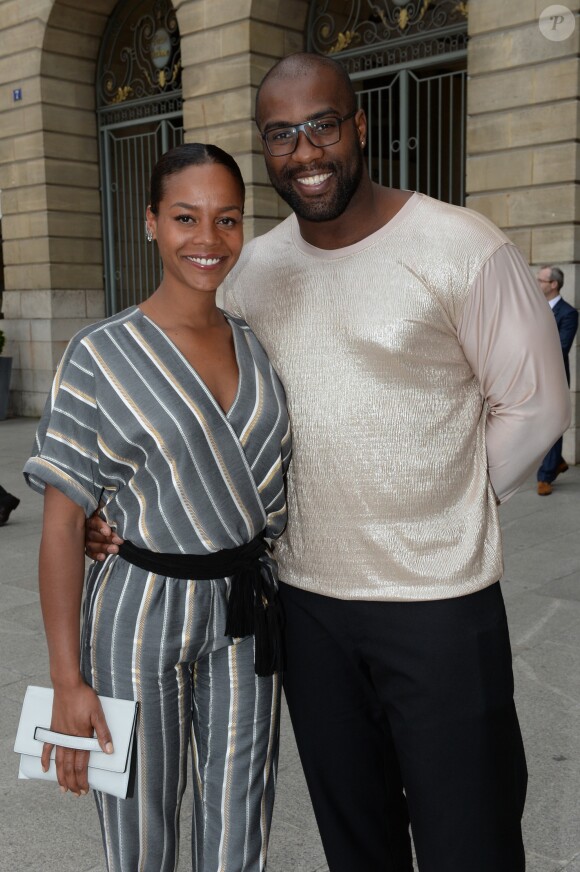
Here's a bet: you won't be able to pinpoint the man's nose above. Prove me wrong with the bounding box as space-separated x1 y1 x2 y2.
291 129 323 163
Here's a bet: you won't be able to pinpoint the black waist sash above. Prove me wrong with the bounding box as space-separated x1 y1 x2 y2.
118 533 283 677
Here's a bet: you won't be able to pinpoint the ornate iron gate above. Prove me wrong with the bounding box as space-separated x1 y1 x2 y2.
97 0 183 314
308 1 468 204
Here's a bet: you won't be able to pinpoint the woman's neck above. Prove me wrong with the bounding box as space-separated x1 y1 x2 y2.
140 284 224 331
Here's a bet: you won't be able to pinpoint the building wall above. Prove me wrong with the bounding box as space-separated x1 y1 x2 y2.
0 0 308 416
0 0 578 464
466 0 580 460
177 0 308 237
0 0 115 416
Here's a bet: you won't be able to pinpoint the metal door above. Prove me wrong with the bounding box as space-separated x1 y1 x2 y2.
97 0 183 314
358 64 466 204
100 117 183 313
308 0 468 205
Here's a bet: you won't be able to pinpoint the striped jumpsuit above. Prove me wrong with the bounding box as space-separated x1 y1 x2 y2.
24 307 292 872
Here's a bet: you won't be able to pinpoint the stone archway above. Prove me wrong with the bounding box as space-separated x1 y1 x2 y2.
0 0 308 414
0 0 121 415
1 0 189 414
306 0 469 205
39 0 119 322
97 0 183 313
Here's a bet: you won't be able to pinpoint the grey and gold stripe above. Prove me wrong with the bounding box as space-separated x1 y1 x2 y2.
24 307 291 871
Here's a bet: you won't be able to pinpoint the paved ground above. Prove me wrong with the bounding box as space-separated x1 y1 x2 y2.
1 415 579 872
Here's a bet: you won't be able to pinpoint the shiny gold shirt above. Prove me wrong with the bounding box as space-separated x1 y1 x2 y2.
223 194 570 600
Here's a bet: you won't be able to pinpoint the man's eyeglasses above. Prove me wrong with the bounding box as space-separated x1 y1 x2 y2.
260 110 358 156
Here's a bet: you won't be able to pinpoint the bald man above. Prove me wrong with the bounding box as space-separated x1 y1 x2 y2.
88 54 570 872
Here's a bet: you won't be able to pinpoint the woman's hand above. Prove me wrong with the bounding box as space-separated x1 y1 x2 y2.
42 681 114 797
85 511 124 561
38 487 114 796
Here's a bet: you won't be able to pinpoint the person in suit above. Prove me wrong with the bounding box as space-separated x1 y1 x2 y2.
536 265 579 495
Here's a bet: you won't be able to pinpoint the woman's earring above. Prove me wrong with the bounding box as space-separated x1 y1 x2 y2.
145 224 153 243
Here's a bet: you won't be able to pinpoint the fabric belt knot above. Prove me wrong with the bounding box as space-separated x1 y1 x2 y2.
117 532 284 677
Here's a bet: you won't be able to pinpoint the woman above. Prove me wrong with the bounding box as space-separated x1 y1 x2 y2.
23 144 291 872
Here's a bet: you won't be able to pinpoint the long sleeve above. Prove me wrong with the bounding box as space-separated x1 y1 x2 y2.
220 264 245 318
558 305 579 356
457 243 571 504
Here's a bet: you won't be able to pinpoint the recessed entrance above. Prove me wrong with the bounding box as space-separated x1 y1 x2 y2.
97 0 184 313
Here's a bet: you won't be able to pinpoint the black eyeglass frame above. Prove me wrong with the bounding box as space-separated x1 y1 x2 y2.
260 109 358 156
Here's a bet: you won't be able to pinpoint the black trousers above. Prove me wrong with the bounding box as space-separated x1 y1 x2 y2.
280 581 527 872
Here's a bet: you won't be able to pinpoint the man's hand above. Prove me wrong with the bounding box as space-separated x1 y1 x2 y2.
85 512 123 561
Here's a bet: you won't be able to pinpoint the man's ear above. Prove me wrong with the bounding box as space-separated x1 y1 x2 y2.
355 108 367 148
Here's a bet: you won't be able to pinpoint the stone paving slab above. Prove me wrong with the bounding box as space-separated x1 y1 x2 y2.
1 417 579 872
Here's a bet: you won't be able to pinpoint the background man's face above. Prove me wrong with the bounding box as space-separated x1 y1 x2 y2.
256 68 365 223
537 268 557 299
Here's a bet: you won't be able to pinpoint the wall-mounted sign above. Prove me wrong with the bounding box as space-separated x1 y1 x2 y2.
151 28 171 69
13 89 22 101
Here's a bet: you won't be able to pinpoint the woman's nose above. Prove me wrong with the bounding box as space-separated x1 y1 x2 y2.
191 219 220 245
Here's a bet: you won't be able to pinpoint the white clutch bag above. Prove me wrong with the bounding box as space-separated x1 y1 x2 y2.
14 686 139 799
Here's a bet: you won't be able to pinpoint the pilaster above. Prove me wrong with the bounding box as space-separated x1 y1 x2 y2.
178 0 309 239
466 0 580 460
0 0 112 416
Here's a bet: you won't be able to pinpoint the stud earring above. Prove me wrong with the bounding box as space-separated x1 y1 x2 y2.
145 225 153 243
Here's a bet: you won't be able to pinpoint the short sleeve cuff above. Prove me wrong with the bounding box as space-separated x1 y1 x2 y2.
23 457 100 517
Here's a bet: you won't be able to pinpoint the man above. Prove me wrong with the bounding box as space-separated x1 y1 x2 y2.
88 54 570 871
536 265 578 496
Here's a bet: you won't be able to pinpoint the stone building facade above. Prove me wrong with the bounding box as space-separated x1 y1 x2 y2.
0 0 578 460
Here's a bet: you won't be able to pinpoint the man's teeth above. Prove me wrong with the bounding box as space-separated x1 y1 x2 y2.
296 173 332 186
188 256 222 265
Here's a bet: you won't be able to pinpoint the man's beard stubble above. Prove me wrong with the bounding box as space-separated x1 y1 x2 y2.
267 149 364 223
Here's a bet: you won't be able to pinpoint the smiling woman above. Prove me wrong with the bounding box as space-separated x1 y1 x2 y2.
22 143 291 872
141 154 245 411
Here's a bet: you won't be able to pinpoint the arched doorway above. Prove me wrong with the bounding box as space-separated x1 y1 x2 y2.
97 0 184 314
308 1 468 204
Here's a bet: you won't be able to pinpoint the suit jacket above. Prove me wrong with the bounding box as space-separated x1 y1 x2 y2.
553 297 578 384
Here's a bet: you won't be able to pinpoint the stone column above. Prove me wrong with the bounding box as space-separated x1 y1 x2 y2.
177 0 309 239
0 0 112 416
466 0 580 461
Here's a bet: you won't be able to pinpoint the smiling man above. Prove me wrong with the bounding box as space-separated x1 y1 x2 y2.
221 53 570 872
87 53 571 872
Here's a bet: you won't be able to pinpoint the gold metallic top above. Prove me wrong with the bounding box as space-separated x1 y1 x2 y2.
223 194 570 600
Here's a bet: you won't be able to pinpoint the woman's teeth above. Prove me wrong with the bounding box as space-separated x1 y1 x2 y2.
187 256 222 265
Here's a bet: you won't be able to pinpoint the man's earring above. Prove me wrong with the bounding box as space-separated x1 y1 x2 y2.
145 224 153 243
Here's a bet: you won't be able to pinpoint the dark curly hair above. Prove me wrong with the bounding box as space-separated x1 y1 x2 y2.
149 143 245 214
